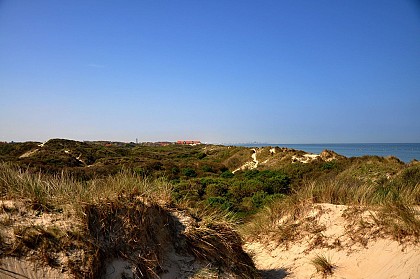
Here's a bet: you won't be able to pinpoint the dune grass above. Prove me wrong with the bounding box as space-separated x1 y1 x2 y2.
0 162 259 278
373 202 420 241
0 163 172 214
311 254 335 277
243 168 420 244
0 163 175 277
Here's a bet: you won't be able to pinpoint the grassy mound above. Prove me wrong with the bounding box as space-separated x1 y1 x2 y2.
0 163 258 278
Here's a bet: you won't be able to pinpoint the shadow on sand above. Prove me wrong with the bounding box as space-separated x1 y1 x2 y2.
260 268 289 279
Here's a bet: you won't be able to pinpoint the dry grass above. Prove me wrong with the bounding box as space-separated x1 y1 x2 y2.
0 163 259 278
85 197 173 278
373 202 420 242
183 206 259 278
185 222 259 279
0 163 172 215
243 174 420 245
0 164 177 278
310 254 335 277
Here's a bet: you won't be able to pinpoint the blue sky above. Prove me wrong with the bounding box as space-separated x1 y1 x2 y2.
1 1 419 143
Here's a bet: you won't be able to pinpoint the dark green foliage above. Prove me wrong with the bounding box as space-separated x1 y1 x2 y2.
322 161 336 170
229 180 262 203
173 180 205 204
197 152 207 159
251 191 267 209
183 168 197 178
202 165 214 173
205 180 229 197
199 170 292 214
221 170 234 178
240 170 291 195
207 196 233 211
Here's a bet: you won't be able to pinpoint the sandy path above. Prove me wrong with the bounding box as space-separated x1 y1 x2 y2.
233 149 259 173
251 149 259 168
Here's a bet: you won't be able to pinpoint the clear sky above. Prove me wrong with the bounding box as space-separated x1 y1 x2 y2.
1 1 419 144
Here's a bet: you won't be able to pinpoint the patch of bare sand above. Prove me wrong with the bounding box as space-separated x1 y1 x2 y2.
245 203 420 279
0 257 71 279
0 200 83 279
233 148 259 173
19 149 39 158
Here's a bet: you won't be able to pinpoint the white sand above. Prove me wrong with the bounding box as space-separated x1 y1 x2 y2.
245 203 420 279
291 153 320 164
19 149 39 158
233 148 259 173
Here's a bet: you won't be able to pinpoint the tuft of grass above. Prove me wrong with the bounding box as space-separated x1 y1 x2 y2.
311 254 335 277
184 206 259 279
241 193 313 242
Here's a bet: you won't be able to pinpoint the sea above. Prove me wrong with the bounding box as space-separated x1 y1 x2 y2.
237 143 420 163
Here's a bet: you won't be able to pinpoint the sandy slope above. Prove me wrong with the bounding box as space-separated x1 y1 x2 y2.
245 203 420 279
0 199 256 279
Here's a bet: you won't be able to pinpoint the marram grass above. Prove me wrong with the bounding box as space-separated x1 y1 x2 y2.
0 163 172 211
243 175 420 243
311 254 335 277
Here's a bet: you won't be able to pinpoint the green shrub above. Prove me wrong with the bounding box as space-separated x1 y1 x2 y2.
206 182 229 197
251 191 267 209
173 180 203 203
197 152 207 159
183 168 197 178
220 171 234 178
207 197 233 211
322 162 336 170
202 165 214 173
265 174 291 194
171 166 180 175
228 180 262 204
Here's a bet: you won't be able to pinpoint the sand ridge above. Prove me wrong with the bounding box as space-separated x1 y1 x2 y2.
245 203 420 279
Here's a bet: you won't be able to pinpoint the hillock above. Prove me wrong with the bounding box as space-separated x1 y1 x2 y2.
0 164 258 278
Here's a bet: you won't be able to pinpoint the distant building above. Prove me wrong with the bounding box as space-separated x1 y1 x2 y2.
176 140 201 145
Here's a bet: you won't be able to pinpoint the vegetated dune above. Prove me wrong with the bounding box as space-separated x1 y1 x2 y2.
0 198 257 279
244 203 420 279
0 164 258 279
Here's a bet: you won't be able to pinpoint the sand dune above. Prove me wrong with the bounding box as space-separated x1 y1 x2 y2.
245 203 420 279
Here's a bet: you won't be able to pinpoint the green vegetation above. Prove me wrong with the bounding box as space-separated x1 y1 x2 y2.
1 140 418 220
0 139 419 277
